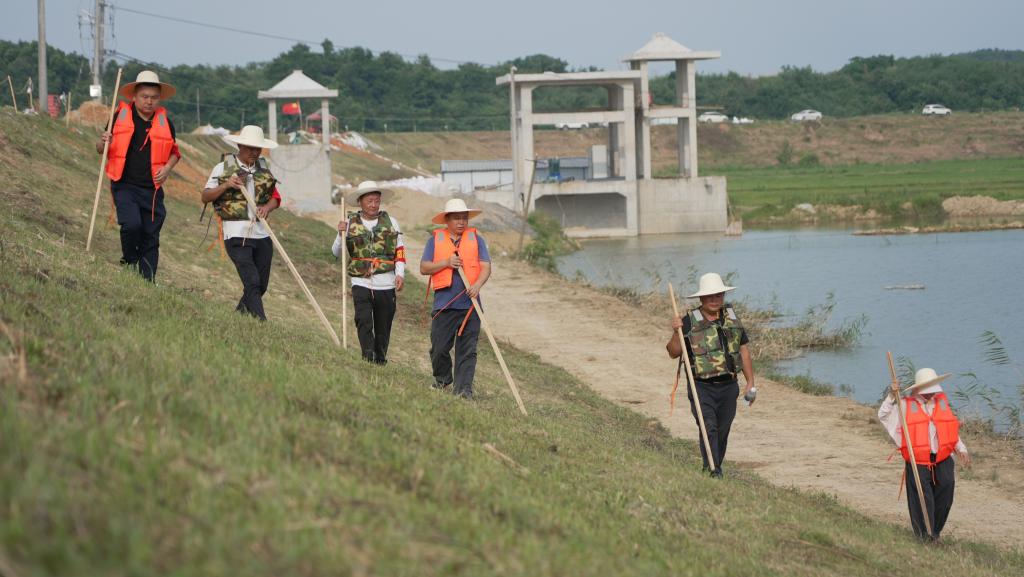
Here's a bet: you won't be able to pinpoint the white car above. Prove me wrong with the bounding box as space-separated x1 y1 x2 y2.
791 109 823 122
698 111 729 123
556 122 589 130
732 116 755 125
922 104 951 116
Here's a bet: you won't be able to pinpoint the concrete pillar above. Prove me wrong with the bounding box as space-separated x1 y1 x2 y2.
520 86 535 210
268 100 277 142
321 99 330 147
675 60 691 108
608 86 621 177
622 83 637 181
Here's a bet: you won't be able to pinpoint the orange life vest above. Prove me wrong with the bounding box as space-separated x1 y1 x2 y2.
430 228 481 291
105 101 175 188
900 392 960 465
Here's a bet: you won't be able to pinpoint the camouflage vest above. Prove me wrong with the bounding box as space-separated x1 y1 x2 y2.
686 306 744 380
345 211 398 277
213 154 278 221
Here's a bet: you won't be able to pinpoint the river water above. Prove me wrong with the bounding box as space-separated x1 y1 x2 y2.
556 227 1024 419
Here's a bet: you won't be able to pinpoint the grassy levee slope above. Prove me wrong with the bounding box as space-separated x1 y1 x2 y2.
2 109 1023 576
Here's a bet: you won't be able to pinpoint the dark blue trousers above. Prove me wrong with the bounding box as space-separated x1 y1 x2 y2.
111 182 166 282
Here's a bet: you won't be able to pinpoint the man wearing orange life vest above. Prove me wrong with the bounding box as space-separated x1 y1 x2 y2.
419 198 491 399
878 367 970 541
95 70 181 282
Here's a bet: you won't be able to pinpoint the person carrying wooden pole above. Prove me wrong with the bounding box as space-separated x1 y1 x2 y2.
879 353 970 540
420 198 526 415
200 125 340 347
666 274 756 478
90 70 181 285
332 182 407 363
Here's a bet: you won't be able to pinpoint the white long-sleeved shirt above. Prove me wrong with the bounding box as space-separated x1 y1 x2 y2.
331 214 405 290
878 395 968 455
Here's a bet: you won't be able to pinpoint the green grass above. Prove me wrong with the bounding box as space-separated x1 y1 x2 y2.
2 109 1024 575
707 157 1024 222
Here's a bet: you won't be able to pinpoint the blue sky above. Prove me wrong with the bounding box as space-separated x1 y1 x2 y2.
4 0 1023 75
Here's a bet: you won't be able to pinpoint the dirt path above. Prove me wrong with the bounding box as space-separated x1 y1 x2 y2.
309 198 1023 551
471 256 1024 550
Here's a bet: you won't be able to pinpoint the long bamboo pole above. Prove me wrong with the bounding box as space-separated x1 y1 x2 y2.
454 265 527 416
669 283 717 473
237 175 341 347
65 91 72 127
85 67 122 252
340 211 349 349
7 76 18 110
887 351 934 537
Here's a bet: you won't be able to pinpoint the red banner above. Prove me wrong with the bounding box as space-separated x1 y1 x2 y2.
281 101 301 116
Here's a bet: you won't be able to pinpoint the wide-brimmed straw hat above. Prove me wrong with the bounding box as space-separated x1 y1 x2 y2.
346 181 394 206
119 70 176 99
904 367 951 396
432 198 482 225
689 272 736 298
224 125 278 150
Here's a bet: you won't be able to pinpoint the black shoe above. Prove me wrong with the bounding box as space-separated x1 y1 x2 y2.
710 469 723 479
431 381 451 390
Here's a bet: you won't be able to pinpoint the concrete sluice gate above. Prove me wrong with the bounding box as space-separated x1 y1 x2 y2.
536 192 628 230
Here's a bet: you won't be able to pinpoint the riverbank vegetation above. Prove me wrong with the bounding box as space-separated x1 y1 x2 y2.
7 107 1023 576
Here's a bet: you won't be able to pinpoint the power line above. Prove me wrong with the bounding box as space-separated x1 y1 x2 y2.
109 4 488 66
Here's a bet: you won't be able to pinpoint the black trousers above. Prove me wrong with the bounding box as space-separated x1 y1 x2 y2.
352 285 397 364
430 308 481 396
905 454 956 539
687 378 739 474
111 182 165 281
224 236 273 321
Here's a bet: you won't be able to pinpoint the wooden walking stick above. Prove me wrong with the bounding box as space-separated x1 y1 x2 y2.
454 264 527 416
236 182 342 347
340 212 349 349
86 67 123 252
887 351 934 538
669 283 717 473
7 75 18 110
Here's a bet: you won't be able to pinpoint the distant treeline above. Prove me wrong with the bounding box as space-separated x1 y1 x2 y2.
2 39 1023 133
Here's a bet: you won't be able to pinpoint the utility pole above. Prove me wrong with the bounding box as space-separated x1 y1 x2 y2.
195 88 200 128
91 0 105 100
37 0 47 114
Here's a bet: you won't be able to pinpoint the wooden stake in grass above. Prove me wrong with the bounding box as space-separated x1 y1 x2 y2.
515 159 537 253
86 68 123 252
236 180 342 348
887 350 934 538
669 283 717 473
454 264 527 416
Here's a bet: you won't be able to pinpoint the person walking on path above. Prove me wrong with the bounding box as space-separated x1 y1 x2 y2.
878 367 970 541
419 198 491 399
95 70 181 281
332 182 406 364
666 272 756 477
200 125 282 321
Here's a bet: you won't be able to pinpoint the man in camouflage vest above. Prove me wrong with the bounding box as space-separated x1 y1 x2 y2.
667 272 756 478
332 181 406 364
200 125 282 321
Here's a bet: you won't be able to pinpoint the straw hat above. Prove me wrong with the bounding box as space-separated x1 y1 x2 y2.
689 273 736 298
346 181 394 206
432 198 482 224
119 70 176 99
224 125 278 150
904 367 951 396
